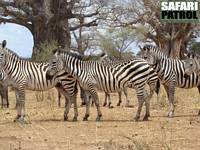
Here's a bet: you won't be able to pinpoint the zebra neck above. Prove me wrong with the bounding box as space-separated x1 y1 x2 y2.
3 55 19 76
65 56 82 77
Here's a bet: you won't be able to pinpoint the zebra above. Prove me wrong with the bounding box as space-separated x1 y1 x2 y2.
99 53 160 108
0 40 78 123
46 47 156 122
140 45 200 117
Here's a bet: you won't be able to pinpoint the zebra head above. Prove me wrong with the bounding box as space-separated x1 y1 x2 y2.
46 48 65 78
0 40 7 68
140 45 158 65
183 52 200 77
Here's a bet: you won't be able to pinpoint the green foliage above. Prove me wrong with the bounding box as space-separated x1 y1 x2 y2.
188 39 200 54
98 27 138 59
34 40 58 62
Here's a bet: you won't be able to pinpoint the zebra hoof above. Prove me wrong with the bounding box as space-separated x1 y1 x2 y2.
134 116 140 122
83 117 88 121
143 116 149 121
64 116 68 121
103 103 107 107
14 116 25 124
81 102 86 106
108 106 114 109
116 103 120 106
83 114 89 121
72 117 78 122
96 117 101 122
198 110 200 116
167 112 174 118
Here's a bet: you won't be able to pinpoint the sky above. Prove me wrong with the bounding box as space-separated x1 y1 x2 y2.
0 23 33 58
0 23 140 58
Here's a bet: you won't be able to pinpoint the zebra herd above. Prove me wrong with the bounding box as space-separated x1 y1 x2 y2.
0 40 199 123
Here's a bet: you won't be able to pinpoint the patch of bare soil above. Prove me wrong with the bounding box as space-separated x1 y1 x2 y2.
0 87 200 150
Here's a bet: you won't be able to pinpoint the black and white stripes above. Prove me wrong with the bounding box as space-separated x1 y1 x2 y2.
141 45 200 117
0 41 78 123
47 48 154 121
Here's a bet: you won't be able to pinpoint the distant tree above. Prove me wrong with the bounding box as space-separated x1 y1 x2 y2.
188 39 200 55
98 27 137 59
101 0 200 58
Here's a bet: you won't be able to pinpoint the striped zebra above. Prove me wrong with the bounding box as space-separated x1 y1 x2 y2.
46 48 155 121
99 53 160 107
0 69 64 109
0 40 78 123
140 45 199 117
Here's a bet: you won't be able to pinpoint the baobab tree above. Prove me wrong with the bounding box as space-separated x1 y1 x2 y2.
0 0 100 58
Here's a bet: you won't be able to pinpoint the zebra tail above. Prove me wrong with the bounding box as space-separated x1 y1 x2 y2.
155 80 160 95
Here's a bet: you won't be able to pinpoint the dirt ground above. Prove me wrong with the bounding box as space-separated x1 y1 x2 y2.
0 86 200 150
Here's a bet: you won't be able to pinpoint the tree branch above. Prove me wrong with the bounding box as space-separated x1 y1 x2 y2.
0 17 32 31
70 19 98 31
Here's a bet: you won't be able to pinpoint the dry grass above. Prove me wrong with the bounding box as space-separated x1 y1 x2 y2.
0 86 200 150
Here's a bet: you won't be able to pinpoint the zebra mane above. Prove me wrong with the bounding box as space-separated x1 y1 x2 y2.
143 45 169 58
53 48 84 60
0 46 50 63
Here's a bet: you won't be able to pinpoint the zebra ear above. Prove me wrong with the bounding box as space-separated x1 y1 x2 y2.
52 49 58 54
100 52 106 58
138 45 142 51
2 40 6 48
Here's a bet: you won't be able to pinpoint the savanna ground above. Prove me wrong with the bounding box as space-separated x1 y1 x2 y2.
0 86 200 150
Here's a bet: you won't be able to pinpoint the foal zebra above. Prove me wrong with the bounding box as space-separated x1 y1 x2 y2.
140 45 199 117
47 48 155 121
99 53 160 107
0 40 78 123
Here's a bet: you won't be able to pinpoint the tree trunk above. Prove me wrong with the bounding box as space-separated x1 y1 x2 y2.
155 36 187 59
31 0 71 59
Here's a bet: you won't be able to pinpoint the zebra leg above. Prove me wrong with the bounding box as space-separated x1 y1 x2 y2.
107 93 113 108
64 97 71 121
83 92 91 121
1 84 9 108
124 88 130 107
56 86 76 121
80 87 87 106
87 88 102 121
15 89 19 109
57 90 61 107
72 96 78 121
0 94 3 109
134 86 146 121
164 84 175 118
116 91 122 106
5 85 9 108
143 90 150 121
197 86 200 116
14 87 25 123
103 92 108 107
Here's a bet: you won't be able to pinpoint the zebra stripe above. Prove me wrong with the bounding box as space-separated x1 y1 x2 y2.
0 40 78 123
141 45 200 117
100 53 160 107
47 48 154 121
